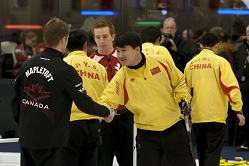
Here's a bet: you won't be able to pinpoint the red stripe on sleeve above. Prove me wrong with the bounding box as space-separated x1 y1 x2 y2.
219 68 238 104
123 78 129 105
158 61 171 80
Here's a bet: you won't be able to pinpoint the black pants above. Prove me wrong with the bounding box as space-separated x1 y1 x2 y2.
60 119 101 166
98 110 134 166
241 89 249 144
20 147 60 166
136 121 195 166
193 122 225 166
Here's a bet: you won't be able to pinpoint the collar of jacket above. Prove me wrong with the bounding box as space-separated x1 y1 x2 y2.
200 48 215 54
42 47 65 59
67 50 87 57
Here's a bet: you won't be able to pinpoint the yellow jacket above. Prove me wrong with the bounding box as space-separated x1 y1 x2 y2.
142 42 174 63
64 51 109 121
184 49 242 123
98 54 191 131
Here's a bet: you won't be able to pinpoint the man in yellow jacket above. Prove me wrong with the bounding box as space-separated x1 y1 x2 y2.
60 29 111 166
98 31 195 166
141 26 174 63
184 32 245 166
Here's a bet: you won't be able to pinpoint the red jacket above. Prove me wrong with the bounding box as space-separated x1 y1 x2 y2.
89 48 121 82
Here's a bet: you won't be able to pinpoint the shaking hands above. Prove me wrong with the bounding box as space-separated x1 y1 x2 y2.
104 106 115 123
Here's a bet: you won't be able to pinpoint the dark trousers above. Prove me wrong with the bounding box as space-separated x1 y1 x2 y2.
136 121 195 166
241 89 249 144
60 119 101 166
98 110 134 166
193 122 225 166
20 147 60 166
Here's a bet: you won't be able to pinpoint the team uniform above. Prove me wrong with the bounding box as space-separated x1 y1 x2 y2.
98 53 194 166
90 49 134 166
184 49 243 166
11 48 110 166
60 50 109 165
142 42 174 63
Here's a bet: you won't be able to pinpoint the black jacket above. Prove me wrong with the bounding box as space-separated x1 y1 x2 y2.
234 41 249 90
11 48 110 149
162 34 194 72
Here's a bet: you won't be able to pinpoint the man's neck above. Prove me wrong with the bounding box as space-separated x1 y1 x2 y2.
98 47 114 58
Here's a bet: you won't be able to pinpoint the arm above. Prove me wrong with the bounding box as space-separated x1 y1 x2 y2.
167 60 192 104
219 59 243 111
63 66 112 118
98 73 125 109
234 44 247 80
11 69 22 124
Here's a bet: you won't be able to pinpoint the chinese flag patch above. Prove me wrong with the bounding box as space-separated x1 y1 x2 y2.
150 66 161 75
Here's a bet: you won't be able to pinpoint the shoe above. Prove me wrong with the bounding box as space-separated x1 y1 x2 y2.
236 145 249 151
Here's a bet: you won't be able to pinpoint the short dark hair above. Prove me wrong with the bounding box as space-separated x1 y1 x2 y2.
67 29 87 52
200 32 220 48
43 17 71 48
141 26 161 43
114 31 142 50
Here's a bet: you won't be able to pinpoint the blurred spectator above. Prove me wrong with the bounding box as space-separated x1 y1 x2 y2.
35 42 45 54
190 6 208 35
210 26 235 70
160 17 194 72
230 18 246 51
182 29 200 55
1 31 21 54
233 24 249 151
80 1 105 33
12 31 37 77
1 31 21 78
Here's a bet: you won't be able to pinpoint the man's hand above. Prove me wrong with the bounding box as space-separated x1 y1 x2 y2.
178 99 191 116
169 39 177 52
236 114 245 126
104 106 115 123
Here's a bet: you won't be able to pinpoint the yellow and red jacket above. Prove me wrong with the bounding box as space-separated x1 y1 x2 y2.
64 51 108 121
184 49 243 123
142 42 174 63
98 53 191 131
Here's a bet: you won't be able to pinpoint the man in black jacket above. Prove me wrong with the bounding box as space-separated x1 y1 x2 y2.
11 17 115 166
161 17 194 72
234 25 249 151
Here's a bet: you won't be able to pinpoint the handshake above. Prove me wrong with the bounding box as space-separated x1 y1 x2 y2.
104 106 116 123
178 99 191 116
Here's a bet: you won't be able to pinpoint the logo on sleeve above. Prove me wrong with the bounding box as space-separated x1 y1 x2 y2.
116 81 120 95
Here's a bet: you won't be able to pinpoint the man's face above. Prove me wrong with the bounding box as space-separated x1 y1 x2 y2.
116 45 139 66
163 21 177 38
246 29 249 42
93 27 115 52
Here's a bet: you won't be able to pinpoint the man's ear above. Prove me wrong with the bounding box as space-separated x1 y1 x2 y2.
199 44 204 49
83 42 87 52
154 37 160 45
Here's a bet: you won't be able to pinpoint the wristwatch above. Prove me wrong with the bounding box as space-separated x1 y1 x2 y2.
235 111 243 115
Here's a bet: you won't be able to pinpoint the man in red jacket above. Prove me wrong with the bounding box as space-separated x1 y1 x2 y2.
90 20 133 166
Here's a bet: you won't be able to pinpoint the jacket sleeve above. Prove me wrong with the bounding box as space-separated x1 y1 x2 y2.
98 73 124 109
219 59 243 111
11 69 22 124
167 60 192 104
63 66 110 117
